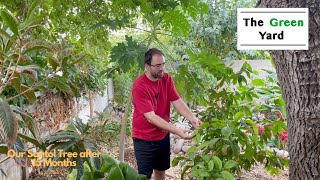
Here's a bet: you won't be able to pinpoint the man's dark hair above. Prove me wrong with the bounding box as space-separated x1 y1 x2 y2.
144 48 164 65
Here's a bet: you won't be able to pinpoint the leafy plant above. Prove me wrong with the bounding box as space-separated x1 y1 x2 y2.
172 51 288 179
67 155 147 180
43 118 101 179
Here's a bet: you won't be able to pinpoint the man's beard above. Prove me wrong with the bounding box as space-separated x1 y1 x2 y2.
151 71 164 79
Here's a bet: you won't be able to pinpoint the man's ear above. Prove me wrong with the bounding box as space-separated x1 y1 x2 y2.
145 64 149 71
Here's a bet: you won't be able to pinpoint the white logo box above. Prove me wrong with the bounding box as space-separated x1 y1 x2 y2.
237 8 308 50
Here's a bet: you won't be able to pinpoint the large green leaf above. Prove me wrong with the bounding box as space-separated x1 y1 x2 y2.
51 140 77 161
25 0 41 21
9 73 21 92
0 10 19 35
119 162 148 180
110 36 148 72
163 8 190 37
221 170 235 180
212 156 222 170
23 45 49 54
224 160 238 169
18 133 45 151
84 140 101 170
251 78 265 86
20 85 36 104
0 28 14 41
12 106 39 140
0 99 18 145
101 155 125 179
43 131 80 143
48 77 74 95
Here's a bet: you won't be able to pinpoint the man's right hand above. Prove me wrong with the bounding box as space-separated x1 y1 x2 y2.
174 128 193 139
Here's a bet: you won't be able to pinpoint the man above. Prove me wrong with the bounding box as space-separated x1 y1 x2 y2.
132 48 201 180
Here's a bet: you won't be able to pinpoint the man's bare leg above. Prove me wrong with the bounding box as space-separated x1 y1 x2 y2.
154 169 165 180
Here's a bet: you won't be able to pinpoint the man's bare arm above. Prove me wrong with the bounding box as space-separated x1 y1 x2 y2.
144 111 193 139
171 99 201 129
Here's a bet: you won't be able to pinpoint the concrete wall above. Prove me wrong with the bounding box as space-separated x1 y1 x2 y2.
76 78 114 123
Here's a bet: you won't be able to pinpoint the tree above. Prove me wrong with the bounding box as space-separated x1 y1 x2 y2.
257 1 320 179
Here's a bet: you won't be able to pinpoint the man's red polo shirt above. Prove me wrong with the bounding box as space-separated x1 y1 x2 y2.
132 73 180 141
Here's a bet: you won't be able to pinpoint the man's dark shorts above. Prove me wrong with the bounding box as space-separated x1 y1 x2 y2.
133 133 171 179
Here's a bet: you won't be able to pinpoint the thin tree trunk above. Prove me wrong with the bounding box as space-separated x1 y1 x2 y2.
89 92 93 118
118 93 132 162
118 70 141 161
258 1 320 179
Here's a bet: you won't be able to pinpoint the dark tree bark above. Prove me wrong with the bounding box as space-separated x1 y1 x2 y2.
257 0 320 179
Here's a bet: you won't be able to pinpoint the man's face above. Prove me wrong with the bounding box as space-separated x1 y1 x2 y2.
147 54 166 79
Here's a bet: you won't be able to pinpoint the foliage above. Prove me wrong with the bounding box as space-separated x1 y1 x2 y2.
67 155 147 180
0 0 110 152
173 51 288 179
113 72 134 108
43 117 145 180
184 0 271 60
87 111 121 148
0 98 17 145
43 118 101 178
0 1 289 180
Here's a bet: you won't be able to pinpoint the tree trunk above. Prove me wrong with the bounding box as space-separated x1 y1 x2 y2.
258 1 320 179
118 93 132 162
89 91 94 118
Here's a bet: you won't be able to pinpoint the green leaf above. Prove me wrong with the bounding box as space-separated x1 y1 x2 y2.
43 131 80 143
212 156 222 170
193 133 201 144
244 144 254 161
221 170 235 180
0 28 14 41
234 112 243 121
221 127 233 138
0 10 19 35
199 141 210 150
20 85 36 104
52 140 77 161
119 162 148 180
244 120 258 135
208 159 214 171
181 165 192 180
210 138 220 147
0 99 18 145
26 0 41 21
9 73 21 92
101 155 125 180
251 78 265 86
224 160 238 169
93 171 105 179
172 156 184 166
186 146 197 158
21 16 44 31
76 158 84 180
23 45 49 54
11 106 39 140
110 36 148 72
18 133 45 151
48 77 74 95
48 57 59 70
